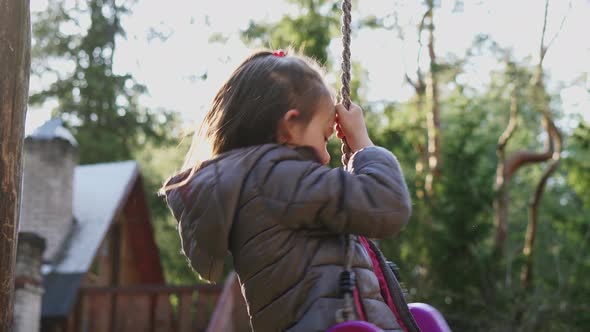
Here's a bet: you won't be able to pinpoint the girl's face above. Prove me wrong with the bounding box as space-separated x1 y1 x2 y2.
291 95 336 165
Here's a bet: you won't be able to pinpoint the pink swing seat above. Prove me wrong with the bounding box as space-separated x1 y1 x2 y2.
327 302 452 332
327 321 384 332
408 302 452 332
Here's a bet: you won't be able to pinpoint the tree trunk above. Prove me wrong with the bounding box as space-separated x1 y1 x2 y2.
519 0 564 291
424 0 441 197
514 4 567 327
492 0 559 252
402 6 427 200
521 116 561 289
493 87 519 255
405 73 427 200
492 103 555 254
520 61 563 290
0 0 31 329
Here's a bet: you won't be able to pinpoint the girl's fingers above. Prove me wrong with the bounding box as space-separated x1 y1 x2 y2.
336 123 344 138
335 103 348 115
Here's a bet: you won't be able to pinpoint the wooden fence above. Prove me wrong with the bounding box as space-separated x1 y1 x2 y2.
76 284 222 332
205 273 250 332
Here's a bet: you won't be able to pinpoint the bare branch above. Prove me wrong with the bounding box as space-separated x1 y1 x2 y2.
403 6 427 96
418 8 430 36
497 87 519 151
391 10 405 41
405 73 418 90
545 0 573 53
494 86 520 253
521 116 562 289
416 8 429 75
518 0 565 290
539 0 550 63
504 112 556 181
504 151 552 176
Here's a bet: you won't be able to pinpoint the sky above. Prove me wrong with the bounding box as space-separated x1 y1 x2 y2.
26 0 590 134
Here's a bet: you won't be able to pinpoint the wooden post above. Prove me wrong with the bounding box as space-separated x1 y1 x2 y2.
0 0 31 329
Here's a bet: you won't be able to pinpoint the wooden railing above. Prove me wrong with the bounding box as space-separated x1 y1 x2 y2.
206 273 249 332
77 284 223 332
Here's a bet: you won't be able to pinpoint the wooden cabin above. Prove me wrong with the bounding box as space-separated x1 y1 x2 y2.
14 120 250 332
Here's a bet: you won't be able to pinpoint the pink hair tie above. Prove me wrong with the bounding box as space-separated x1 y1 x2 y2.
273 50 286 57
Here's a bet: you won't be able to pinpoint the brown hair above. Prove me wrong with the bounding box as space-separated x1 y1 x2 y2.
161 49 331 193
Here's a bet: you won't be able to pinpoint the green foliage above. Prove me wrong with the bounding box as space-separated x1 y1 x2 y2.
30 0 176 164
568 121 590 206
241 0 339 64
133 139 203 284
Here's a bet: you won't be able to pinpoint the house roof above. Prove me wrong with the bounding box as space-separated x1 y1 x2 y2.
41 273 84 318
27 118 78 146
52 160 138 273
42 160 161 318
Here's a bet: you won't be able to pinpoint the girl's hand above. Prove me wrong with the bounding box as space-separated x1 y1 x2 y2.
335 103 374 152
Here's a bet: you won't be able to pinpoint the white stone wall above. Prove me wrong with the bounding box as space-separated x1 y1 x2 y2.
13 232 45 332
13 286 43 332
20 139 77 262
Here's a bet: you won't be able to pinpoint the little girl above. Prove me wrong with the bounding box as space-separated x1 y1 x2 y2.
162 50 420 332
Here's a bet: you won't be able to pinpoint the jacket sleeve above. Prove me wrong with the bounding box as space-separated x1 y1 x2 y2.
259 146 412 239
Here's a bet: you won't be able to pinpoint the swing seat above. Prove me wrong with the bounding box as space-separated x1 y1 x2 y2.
327 321 383 332
408 302 452 332
327 303 451 332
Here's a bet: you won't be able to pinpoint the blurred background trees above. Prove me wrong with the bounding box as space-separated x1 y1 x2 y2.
28 0 589 330
30 0 178 164
29 0 195 283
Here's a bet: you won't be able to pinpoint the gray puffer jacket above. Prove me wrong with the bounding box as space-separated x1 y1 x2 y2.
165 144 420 332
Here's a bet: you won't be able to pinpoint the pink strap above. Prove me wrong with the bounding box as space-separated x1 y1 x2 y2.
353 287 367 321
358 237 409 332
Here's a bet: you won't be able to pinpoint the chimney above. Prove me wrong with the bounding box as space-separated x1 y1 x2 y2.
20 119 77 262
13 232 46 332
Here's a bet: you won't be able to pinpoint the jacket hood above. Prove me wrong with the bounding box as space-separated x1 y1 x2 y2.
163 144 317 283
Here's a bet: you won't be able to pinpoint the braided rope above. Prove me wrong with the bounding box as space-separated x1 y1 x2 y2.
340 0 353 166
335 234 356 322
335 0 357 323
340 0 352 110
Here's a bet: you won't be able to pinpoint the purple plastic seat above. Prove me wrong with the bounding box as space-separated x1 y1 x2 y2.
408 303 452 332
327 321 383 332
328 303 452 332
327 303 451 332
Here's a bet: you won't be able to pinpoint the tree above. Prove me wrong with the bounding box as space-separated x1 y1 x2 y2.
364 0 443 200
520 0 564 290
0 0 31 328
242 0 340 65
401 8 429 200
423 0 442 197
30 0 176 164
491 62 555 256
492 0 566 259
